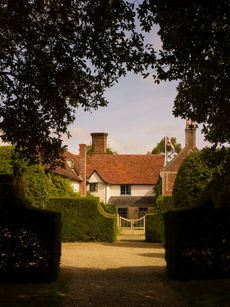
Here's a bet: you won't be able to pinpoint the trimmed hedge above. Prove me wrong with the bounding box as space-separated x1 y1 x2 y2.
47 197 117 242
164 200 230 280
145 196 174 243
145 214 160 242
101 203 117 215
0 175 61 282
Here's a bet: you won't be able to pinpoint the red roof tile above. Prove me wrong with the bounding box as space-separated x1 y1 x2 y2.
85 154 164 184
54 151 81 181
58 152 164 185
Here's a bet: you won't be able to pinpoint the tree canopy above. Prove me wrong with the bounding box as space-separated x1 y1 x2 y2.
86 144 117 155
0 0 151 165
138 0 230 145
149 137 181 154
0 146 78 206
172 148 230 208
1 0 229 166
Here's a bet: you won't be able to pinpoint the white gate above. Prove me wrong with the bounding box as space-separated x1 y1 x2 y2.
118 215 146 237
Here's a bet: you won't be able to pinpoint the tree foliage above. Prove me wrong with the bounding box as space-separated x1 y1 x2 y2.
173 148 230 208
0 146 78 207
149 137 181 154
47 172 79 197
138 0 230 145
0 1 151 165
86 144 117 155
0 146 13 175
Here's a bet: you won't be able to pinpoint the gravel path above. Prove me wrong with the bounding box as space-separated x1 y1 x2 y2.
61 241 186 307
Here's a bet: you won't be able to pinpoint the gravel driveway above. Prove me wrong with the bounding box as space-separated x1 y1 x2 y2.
61 241 186 307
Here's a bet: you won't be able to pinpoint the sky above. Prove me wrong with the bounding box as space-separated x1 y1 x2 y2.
63 73 209 155
62 19 210 156
0 9 209 154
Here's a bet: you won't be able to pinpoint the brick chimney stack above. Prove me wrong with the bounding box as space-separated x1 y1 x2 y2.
185 120 196 148
79 144 86 197
91 133 108 154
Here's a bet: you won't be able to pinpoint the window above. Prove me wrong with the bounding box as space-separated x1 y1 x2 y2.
118 207 128 218
120 185 131 195
138 208 148 218
89 183 98 192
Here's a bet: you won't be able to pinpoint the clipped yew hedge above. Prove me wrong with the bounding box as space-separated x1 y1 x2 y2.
145 214 159 242
0 175 61 282
164 200 230 280
145 196 174 243
47 197 117 242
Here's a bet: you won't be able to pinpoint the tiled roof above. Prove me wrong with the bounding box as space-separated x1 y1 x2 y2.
54 151 81 182
108 196 156 206
85 154 164 184
57 152 164 185
161 147 198 172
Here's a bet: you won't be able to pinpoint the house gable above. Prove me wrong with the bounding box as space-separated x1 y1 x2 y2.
88 170 105 184
160 121 198 196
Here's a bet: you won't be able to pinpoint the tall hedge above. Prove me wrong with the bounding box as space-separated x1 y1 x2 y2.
164 200 230 280
47 197 117 242
145 196 174 243
0 175 61 282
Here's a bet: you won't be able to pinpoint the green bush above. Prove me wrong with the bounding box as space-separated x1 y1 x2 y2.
101 203 117 214
0 146 14 175
0 175 61 282
0 146 79 207
145 196 174 242
145 214 159 242
22 165 50 208
47 172 79 197
47 197 117 242
173 151 212 208
173 148 230 208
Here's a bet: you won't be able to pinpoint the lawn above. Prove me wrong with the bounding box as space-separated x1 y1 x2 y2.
0 272 68 307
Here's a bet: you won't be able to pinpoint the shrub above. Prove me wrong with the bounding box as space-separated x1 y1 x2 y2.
101 203 117 214
22 165 50 208
173 151 212 208
0 175 61 282
0 146 14 175
145 196 174 242
0 146 79 207
47 197 117 242
173 148 230 208
47 172 80 197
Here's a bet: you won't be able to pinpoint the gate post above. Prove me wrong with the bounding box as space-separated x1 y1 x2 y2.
117 214 120 228
131 219 134 235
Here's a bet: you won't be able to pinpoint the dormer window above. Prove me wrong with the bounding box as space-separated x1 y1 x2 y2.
120 185 131 195
66 159 74 169
90 183 98 192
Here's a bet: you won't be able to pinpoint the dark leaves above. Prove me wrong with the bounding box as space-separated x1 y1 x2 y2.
138 0 230 145
0 0 153 167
